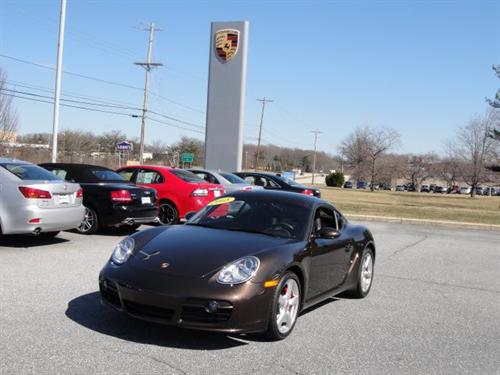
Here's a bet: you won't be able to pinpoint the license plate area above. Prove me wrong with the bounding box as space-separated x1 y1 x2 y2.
141 197 151 204
213 190 221 197
55 194 71 205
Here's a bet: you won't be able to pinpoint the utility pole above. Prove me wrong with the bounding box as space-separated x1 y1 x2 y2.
135 23 162 164
254 97 273 171
311 130 322 185
51 0 67 163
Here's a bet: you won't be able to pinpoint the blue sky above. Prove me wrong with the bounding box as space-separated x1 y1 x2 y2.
1 0 498 155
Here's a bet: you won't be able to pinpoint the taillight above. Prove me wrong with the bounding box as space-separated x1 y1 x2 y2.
301 189 315 196
76 188 83 198
110 190 132 203
18 186 52 199
191 188 209 197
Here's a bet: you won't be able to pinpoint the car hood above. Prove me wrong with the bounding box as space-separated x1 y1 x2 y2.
128 225 292 278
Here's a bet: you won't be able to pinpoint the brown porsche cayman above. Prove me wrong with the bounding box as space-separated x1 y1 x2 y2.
99 190 375 340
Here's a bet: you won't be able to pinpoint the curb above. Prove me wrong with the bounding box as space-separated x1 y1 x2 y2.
344 214 500 232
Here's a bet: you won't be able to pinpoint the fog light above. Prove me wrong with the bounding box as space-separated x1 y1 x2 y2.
205 300 219 313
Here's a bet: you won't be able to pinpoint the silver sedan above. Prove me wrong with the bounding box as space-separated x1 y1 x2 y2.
187 168 264 193
0 158 84 237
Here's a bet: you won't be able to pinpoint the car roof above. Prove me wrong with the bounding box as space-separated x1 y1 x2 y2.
39 163 112 170
0 157 30 164
227 189 327 207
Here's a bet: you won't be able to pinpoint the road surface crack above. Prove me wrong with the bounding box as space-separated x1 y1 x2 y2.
378 273 500 294
390 235 428 257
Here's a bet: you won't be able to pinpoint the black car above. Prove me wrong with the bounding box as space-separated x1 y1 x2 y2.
99 190 375 340
343 181 353 189
40 163 158 234
234 172 321 198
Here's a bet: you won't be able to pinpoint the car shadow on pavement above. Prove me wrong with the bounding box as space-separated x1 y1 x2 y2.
0 235 69 248
66 292 248 350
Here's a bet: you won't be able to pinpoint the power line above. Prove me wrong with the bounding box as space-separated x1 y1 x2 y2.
0 53 206 114
3 82 205 130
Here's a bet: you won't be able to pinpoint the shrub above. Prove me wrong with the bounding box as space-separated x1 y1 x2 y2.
325 172 345 187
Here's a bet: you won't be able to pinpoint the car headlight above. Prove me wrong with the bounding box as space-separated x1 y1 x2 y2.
216 256 260 285
111 237 135 265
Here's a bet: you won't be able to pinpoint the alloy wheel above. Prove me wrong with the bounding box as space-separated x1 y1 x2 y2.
360 252 373 293
276 278 300 334
78 207 95 233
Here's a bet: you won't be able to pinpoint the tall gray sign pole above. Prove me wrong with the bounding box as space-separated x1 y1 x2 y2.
51 0 66 163
204 21 249 171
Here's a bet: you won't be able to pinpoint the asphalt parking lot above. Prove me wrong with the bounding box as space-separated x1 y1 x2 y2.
1 222 499 375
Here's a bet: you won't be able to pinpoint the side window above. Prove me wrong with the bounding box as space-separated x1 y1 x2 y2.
244 176 256 185
314 207 337 232
49 168 68 180
118 169 136 182
136 169 163 184
334 210 345 230
263 177 280 188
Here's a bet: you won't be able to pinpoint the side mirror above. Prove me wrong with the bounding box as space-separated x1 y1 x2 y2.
318 227 341 239
185 211 196 221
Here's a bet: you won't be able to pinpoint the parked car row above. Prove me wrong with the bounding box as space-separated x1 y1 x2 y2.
0 159 324 238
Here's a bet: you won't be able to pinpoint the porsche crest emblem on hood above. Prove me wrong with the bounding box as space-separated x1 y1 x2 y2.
215 29 239 62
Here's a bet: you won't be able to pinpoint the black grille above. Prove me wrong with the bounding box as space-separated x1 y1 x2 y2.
180 301 233 323
100 279 121 307
123 300 174 321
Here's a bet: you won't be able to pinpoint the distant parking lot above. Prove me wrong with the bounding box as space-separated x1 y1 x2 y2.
1 222 499 374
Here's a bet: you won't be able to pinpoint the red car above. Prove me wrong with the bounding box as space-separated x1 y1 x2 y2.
117 165 224 225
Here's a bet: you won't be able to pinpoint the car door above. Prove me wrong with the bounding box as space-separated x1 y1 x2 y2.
135 168 164 189
307 206 352 299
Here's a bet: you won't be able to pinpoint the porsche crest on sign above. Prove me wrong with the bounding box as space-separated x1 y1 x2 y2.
215 29 239 62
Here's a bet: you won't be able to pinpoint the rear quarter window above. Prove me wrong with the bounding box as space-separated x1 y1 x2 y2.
1 164 61 181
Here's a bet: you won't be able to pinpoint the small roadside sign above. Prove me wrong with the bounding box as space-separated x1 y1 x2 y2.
181 153 194 163
116 141 133 152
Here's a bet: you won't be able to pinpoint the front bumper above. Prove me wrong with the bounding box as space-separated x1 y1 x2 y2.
99 263 272 333
3 204 85 235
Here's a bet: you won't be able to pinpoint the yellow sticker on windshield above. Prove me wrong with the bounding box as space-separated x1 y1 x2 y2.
207 196 235 206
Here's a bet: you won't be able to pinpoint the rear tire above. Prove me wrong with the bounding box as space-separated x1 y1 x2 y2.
346 247 374 298
76 206 99 234
265 272 301 340
158 202 179 225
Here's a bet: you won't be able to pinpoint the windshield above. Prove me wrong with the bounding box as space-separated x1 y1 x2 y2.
187 197 309 239
220 172 248 184
1 163 61 181
91 169 125 182
277 176 305 188
171 169 204 183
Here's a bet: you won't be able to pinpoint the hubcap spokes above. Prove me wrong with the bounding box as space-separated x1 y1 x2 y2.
361 253 373 293
159 205 174 225
79 208 94 232
276 279 300 334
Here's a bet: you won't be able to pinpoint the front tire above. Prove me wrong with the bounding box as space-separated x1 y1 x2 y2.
265 272 301 340
77 206 99 234
348 247 374 298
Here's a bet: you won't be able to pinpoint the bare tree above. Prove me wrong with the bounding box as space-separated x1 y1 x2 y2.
340 126 401 190
0 68 19 145
448 113 496 197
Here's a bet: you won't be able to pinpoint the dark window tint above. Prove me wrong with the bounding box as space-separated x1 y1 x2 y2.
188 198 309 239
91 169 125 182
170 169 203 183
220 172 247 184
2 164 61 181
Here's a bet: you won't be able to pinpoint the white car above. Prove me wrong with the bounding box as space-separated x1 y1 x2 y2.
459 186 471 194
0 158 84 238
